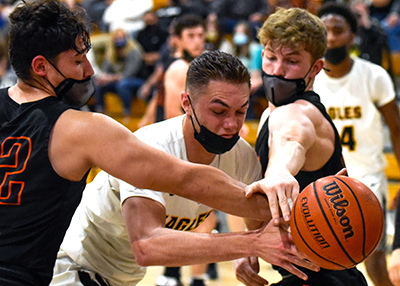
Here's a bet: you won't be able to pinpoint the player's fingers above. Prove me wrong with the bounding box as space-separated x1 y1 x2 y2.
266 192 281 225
245 182 261 198
335 168 347 176
277 191 291 222
279 262 309 281
236 269 269 286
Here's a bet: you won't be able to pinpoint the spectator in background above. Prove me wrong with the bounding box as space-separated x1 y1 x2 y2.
93 28 144 123
137 17 181 127
369 0 400 52
204 15 233 53
351 0 392 72
102 0 153 35
230 20 264 119
155 0 211 34
80 0 111 32
136 11 169 82
208 0 268 35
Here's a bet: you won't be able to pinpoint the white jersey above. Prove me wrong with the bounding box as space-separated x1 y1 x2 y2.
314 57 395 179
58 115 262 286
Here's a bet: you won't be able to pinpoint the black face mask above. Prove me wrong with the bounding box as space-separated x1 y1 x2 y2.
262 64 313 107
188 96 240 154
54 77 95 109
46 57 95 109
324 46 347 65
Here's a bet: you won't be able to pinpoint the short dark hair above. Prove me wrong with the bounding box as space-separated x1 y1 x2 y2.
170 14 205 37
317 2 358 34
185 50 250 102
8 0 91 80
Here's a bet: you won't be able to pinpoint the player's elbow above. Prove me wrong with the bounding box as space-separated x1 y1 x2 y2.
131 240 158 266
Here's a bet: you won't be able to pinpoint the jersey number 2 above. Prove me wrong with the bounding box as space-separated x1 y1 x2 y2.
0 137 31 205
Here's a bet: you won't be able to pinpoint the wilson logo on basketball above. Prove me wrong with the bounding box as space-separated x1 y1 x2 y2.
322 181 355 239
300 197 331 249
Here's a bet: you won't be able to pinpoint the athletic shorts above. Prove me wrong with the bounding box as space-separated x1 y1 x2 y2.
271 267 368 286
50 250 111 286
357 171 388 251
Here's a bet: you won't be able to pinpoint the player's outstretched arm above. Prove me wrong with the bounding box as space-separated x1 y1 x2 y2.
122 196 319 279
50 110 271 220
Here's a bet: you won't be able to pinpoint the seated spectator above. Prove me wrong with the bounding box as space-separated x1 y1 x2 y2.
136 11 169 82
93 28 144 122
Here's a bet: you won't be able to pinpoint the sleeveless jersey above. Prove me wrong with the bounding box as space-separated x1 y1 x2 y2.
0 88 88 285
255 91 344 190
255 91 367 285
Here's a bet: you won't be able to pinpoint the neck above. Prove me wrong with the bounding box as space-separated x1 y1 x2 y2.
8 79 55 104
323 56 353 78
183 115 216 165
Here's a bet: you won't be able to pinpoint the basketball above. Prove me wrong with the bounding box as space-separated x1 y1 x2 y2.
290 175 384 270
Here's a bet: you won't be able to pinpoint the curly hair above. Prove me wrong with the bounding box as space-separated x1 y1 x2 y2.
9 0 91 80
258 7 327 62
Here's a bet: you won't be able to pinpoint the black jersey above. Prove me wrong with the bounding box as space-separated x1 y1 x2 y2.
0 88 88 285
255 91 367 285
255 91 344 190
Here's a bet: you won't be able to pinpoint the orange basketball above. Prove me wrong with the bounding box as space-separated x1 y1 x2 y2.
290 175 384 270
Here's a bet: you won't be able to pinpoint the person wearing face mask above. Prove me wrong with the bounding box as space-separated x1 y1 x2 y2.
0 1 321 285
236 7 368 286
314 3 400 286
92 28 145 123
230 21 264 120
49 50 320 286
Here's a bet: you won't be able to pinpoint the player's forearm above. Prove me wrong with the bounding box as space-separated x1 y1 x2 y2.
176 163 271 221
132 228 260 267
267 137 306 176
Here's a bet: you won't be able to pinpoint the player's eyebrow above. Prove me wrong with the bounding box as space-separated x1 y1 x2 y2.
210 98 249 108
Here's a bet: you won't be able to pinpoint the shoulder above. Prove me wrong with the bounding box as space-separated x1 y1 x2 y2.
133 116 185 149
166 59 190 75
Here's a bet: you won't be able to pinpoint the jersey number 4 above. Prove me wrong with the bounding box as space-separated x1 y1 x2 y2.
0 137 31 205
340 125 356 151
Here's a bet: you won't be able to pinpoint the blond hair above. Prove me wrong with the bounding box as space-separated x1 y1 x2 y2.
258 7 327 62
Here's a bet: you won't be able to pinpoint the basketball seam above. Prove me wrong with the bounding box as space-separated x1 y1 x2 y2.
335 176 367 260
313 178 357 266
292 182 346 269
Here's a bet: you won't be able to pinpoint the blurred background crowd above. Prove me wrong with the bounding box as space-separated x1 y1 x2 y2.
0 0 398 126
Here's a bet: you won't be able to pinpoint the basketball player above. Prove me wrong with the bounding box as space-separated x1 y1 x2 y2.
314 3 400 286
0 1 317 285
49 50 317 286
238 7 368 286
163 13 206 120
157 14 211 286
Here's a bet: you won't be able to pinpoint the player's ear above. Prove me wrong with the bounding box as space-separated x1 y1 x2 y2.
311 58 324 77
181 92 193 116
31 55 48 76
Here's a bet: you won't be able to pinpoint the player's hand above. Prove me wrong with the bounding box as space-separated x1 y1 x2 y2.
245 170 299 225
255 220 319 281
234 256 269 286
336 168 347 176
389 248 400 285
